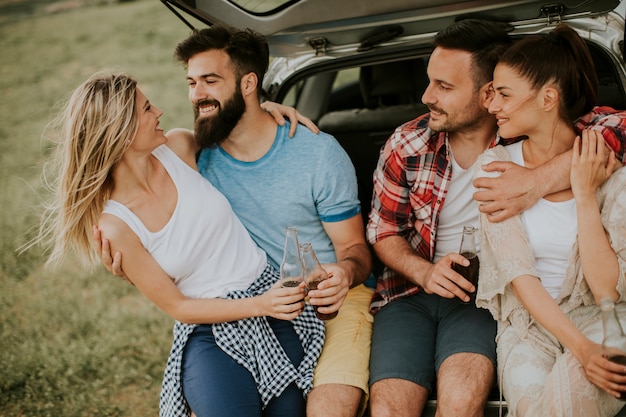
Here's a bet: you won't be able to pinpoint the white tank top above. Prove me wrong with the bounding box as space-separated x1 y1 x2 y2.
508 142 577 299
103 145 267 299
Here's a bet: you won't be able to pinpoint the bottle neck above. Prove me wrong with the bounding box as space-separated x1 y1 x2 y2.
602 304 625 336
600 298 626 355
459 226 477 254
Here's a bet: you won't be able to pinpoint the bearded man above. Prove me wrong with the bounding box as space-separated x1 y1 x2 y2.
175 25 375 417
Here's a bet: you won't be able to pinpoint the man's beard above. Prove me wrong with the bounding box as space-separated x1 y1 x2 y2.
194 87 246 149
427 98 491 135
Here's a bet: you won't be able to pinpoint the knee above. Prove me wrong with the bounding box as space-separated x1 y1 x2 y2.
369 379 428 417
307 384 363 417
436 385 487 417
368 393 397 417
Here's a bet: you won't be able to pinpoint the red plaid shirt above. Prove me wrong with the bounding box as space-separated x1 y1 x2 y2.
366 106 626 314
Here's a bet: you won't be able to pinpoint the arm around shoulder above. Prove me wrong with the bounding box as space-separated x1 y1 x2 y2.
473 144 567 222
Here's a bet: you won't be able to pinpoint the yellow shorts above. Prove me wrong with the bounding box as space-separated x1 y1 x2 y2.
313 284 374 410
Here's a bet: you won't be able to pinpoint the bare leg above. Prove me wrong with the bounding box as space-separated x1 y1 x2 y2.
435 353 495 417
369 378 429 417
307 384 363 417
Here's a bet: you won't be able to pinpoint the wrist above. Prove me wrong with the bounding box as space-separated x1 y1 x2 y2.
573 189 598 201
529 167 549 202
250 296 264 318
568 334 595 363
411 260 433 288
575 194 599 211
337 256 363 287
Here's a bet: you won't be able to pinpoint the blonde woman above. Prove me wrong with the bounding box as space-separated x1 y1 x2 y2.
39 72 324 417
475 25 626 417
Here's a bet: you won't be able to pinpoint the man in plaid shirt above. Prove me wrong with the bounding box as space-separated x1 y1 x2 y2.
366 19 626 417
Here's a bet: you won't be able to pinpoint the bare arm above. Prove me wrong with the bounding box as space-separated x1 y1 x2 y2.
473 148 571 223
571 131 620 302
511 274 626 398
474 125 623 224
307 214 371 314
372 235 473 302
98 215 305 324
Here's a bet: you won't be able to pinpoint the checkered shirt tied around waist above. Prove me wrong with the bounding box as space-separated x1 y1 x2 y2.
159 264 325 417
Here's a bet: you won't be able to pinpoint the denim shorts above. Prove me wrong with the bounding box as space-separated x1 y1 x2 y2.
369 291 496 392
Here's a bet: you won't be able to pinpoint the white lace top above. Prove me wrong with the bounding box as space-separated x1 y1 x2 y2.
474 144 626 355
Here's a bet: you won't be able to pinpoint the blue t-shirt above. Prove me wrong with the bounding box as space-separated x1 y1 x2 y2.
197 122 360 270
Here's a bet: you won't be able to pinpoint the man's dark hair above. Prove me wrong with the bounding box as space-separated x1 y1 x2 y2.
174 24 270 98
433 19 512 91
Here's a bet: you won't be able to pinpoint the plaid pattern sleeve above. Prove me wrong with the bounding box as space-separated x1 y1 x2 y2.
574 106 626 163
159 264 325 417
367 114 452 313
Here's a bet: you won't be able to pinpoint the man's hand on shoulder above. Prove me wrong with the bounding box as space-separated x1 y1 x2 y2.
473 161 540 223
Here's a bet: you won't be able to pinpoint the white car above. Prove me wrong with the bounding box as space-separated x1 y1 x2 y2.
161 0 626 415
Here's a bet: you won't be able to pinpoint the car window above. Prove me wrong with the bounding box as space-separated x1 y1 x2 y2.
281 79 304 107
327 67 361 112
333 68 359 90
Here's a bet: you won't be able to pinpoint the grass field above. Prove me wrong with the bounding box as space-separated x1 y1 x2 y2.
0 1 205 415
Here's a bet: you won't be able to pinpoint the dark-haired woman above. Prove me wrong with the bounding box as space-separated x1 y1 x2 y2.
475 24 626 417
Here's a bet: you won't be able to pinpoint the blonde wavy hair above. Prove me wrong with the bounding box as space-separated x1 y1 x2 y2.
37 72 139 267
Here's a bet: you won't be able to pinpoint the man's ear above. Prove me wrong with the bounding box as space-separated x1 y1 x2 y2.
480 81 495 110
240 72 258 97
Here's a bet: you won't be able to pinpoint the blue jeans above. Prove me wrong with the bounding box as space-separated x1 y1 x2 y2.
181 318 306 417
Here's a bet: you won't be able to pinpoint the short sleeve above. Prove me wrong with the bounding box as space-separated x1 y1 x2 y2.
314 136 361 223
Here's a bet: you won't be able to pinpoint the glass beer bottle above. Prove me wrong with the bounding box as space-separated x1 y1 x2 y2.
300 242 337 320
600 297 626 400
279 226 303 288
452 225 480 303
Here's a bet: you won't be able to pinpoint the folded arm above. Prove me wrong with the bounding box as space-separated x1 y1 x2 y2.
571 131 620 302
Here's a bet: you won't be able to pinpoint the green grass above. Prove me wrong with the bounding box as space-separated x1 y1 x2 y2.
0 1 205 415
